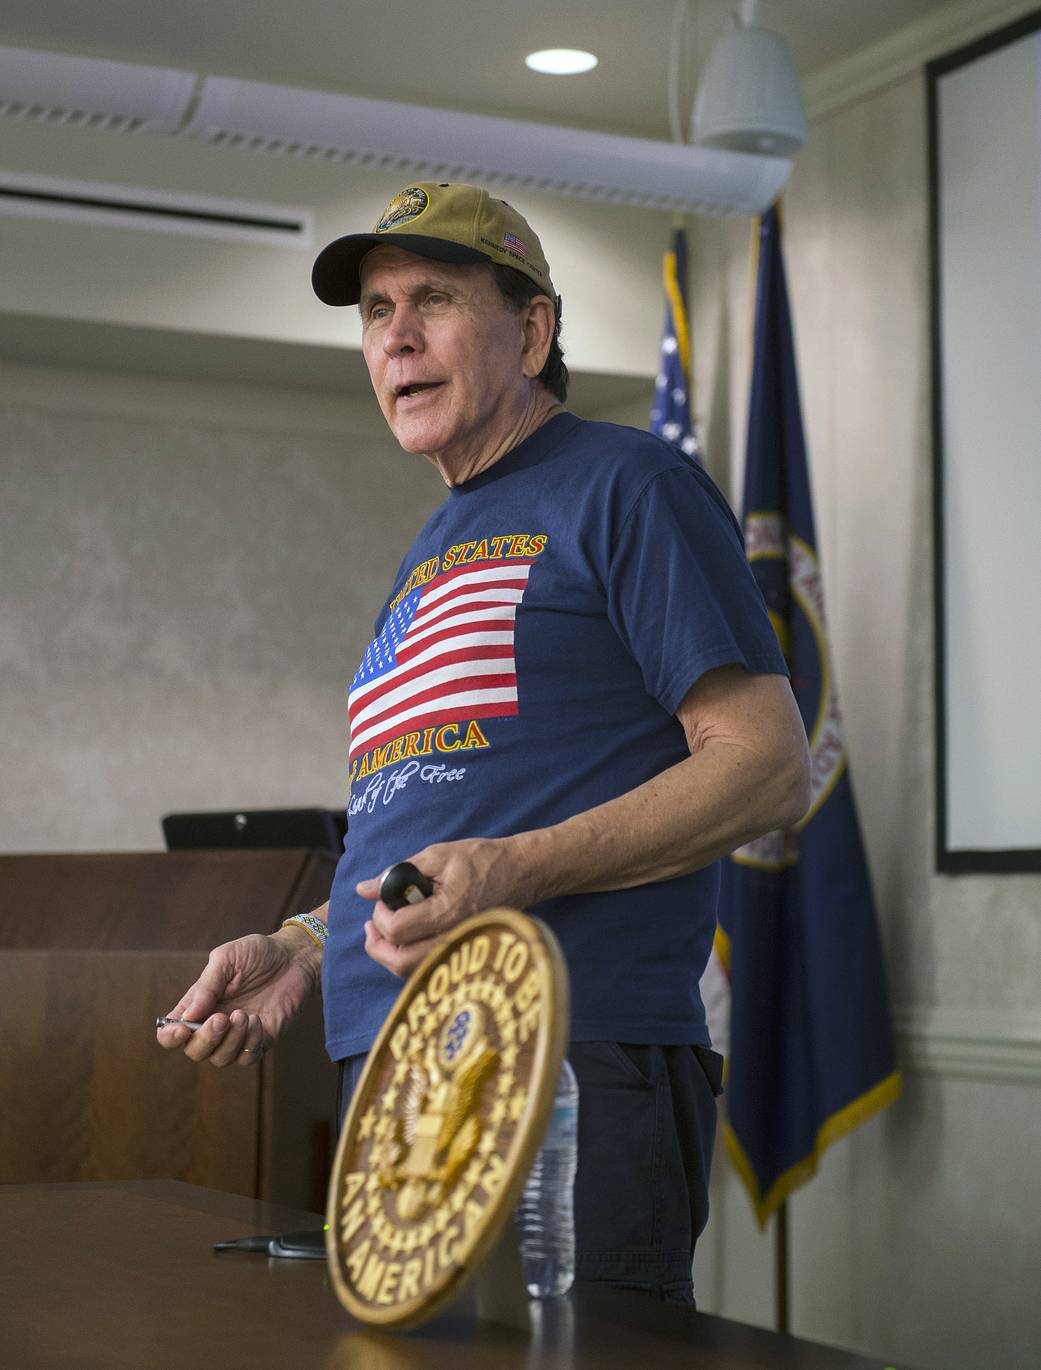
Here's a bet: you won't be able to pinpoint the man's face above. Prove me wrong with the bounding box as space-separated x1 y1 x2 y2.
359 247 532 476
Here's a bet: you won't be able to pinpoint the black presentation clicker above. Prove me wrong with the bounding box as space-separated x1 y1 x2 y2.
379 861 434 909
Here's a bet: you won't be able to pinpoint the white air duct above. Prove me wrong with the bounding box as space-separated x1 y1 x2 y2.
0 45 794 215
0 45 195 134
186 76 790 215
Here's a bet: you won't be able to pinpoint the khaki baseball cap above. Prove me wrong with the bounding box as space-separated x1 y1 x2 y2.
311 181 555 306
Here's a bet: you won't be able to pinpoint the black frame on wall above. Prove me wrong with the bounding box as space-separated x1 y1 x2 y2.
927 7 1041 874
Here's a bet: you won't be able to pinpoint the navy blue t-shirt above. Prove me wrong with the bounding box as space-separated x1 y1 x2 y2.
323 413 786 1060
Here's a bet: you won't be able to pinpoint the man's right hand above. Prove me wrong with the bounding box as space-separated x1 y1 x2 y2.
156 924 322 1068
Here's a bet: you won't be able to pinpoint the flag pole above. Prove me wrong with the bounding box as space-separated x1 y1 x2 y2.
775 1199 790 1333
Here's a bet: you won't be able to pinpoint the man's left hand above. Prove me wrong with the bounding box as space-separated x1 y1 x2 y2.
357 837 532 977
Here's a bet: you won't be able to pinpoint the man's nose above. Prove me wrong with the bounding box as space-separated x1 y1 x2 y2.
383 305 422 355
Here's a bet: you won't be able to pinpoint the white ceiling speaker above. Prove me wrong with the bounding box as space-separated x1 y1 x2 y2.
187 75 791 215
0 45 195 135
693 0 807 157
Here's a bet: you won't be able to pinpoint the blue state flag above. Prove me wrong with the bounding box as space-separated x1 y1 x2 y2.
717 205 901 1225
650 227 701 461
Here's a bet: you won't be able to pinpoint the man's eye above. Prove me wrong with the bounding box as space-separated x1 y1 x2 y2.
367 305 391 322
424 292 448 306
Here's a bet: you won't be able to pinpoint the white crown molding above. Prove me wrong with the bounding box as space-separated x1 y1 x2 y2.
895 1007 1041 1086
803 0 1041 120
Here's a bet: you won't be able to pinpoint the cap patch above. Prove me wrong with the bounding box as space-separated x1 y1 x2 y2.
502 231 528 258
374 185 430 233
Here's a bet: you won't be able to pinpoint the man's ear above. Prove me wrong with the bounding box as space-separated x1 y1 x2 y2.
520 295 556 379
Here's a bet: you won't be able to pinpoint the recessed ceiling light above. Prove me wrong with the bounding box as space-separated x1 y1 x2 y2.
525 49 599 76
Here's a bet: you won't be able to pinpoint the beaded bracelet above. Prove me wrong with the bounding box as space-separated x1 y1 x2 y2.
281 912 329 948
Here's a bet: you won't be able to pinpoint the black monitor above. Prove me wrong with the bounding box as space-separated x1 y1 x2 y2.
162 807 346 855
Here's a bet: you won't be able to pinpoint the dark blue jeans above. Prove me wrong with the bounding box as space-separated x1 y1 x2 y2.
337 1039 723 1307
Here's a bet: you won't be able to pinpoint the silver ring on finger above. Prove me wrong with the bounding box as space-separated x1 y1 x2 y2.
241 1045 264 1056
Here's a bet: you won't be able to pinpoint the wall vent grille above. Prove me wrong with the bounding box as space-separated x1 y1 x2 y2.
0 171 312 248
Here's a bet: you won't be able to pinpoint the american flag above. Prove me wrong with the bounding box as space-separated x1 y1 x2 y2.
348 560 534 760
649 227 702 461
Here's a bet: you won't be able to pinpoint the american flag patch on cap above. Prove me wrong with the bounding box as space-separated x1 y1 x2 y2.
502 231 528 257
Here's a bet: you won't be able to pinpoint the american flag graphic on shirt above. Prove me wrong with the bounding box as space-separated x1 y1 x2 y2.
348 559 535 762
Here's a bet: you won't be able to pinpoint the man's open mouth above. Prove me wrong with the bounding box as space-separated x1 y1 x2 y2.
396 382 443 399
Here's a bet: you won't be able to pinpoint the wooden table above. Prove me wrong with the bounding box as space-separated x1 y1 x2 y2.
2 1181 904 1369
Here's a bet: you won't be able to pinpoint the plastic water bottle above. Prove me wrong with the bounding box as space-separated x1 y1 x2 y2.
515 1059 579 1297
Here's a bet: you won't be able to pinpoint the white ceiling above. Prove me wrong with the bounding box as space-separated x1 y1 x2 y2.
0 0 959 396
1 0 949 140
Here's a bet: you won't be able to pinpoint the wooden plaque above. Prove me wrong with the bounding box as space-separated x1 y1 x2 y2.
326 908 568 1329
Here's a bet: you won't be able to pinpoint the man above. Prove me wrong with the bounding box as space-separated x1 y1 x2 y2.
159 182 810 1303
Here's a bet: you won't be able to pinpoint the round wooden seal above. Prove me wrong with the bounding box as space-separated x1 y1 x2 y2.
326 908 569 1329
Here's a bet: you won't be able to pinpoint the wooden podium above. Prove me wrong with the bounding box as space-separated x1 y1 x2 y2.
0 850 339 1210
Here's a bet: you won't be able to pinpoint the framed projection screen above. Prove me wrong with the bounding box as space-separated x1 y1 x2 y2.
928 9 1041 873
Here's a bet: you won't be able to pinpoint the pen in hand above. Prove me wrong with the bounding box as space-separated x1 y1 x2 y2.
156 1017 204 1031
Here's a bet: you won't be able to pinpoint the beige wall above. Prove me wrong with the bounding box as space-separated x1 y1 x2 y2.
0 363 655 854
688 64 1041 1370
1 365 445 851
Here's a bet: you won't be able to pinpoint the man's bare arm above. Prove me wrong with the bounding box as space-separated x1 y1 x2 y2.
361 665 810 975
513 665 810 900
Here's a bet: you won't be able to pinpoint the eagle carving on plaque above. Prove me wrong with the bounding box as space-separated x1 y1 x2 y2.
378 1003 498 1221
